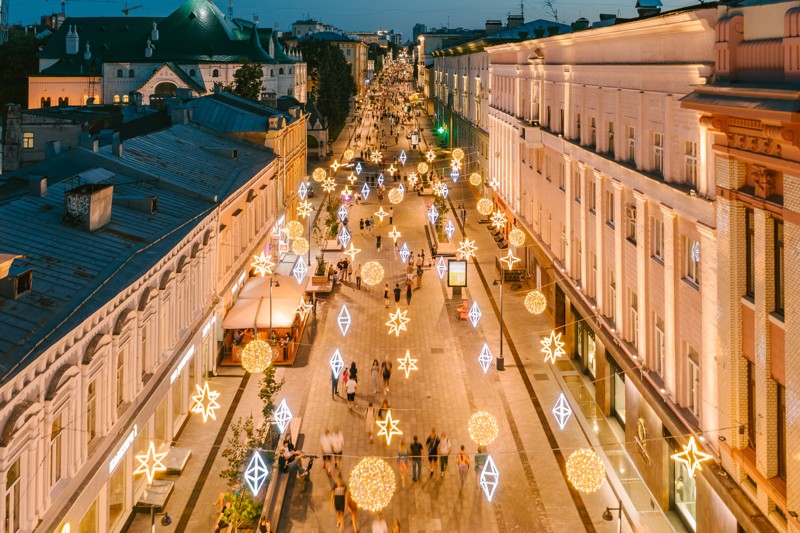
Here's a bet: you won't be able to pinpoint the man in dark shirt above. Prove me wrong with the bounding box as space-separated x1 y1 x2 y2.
410 436 423 482
426 428 440 477
393 283 402 306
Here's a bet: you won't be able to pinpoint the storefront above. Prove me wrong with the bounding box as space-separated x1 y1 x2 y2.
574 318 597 379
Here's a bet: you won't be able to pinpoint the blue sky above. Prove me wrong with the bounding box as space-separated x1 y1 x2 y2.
13 0 702 42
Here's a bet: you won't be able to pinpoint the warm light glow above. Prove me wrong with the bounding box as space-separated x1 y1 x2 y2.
371 150 383 164
508 228 525 248
344 243 361 261
388 227 401 242
191 382 221 423
245 451 269 496
457 238 478 260
330 160 342 172
468 411 499 446
297 200 313 219
480 456 499 502
470 173 482 186
671 436 712 478
498 250 521 270
426 150 436 162
552 393 572 430
285 220 304 240
477 198 494 216
387 164 398 176
322 177 337 193
347 172 358 185
330 349 345 378
525 290 547 315
291 237 309 256
376 410 403 445
427 204 439 224
274 399 293 434
134 442 167 485
343 149 354 161
417 162 429 174
361 261 384 286
397 350 418 378
452 148 465 161
338 305 351 335
490 210 507 229
566 449 606 493
312 168 327 182
341 185 353 199
295 298 313 320
374 207 389 222
478 343 493 374
348 457 397 512
450 159 462 171
541 331 566 364
388 188 404 204
251 252 275 277
386 308 410 336
242 340 272 373
408 173 419 187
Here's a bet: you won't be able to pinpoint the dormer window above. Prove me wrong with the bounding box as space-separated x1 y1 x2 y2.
189 68 196 77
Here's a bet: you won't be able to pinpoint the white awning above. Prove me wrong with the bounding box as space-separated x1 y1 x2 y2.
222 275 310 330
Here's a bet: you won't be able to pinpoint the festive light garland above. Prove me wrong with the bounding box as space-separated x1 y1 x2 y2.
452 148 465 161
291 237 309 256
285 220 304 240
343 149 354 161
525 290 547 315
425 150 436 162
477 198 494 216
349 457 397 512
445 219 455 239
251 252 275 277
468 411 499 447
508 228 525 248
361 261 384 286
470 173 482 186
388 188 404 205
566 448 606 493
552 393 572 430
344 243 361 261
312 168 327 182
355 162 362 176
399 150 407 165
330 349 345 378
241 340 272 374
330 160 342 172
297 200 313 219
480 456 499 502
436 256 447 279
671 436 712 478
541 331 566 364
134 442 167 485
397 350 418 378
244 451 269 497
190 382 221 423
348 172 358 185
478 343 493 374
274 399 293 434
417 162 429 174
387 164 398 176
376 410 403 445
298 181 309 200
337 305 351 335
457 238 478 260
490 210 507 230
427 204 439 224
374 207 389 222
385 308 410 336
388 227 401 242
293 256 308 283
498 250 521 270
322 177 337 193
468 301 482 328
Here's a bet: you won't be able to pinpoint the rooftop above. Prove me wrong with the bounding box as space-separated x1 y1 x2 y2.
299 31 362 43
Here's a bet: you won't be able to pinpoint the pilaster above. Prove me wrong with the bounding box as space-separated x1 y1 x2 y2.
697 222 718 441
613 179 624 330
594 170 605 311
660 203 678 395
633 190 648 357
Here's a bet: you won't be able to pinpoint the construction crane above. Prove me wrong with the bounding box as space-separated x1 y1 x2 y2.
0 0 9 46
44 0 118 18
122 3 142 16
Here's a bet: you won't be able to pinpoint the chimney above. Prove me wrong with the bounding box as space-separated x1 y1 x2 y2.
66 25 79 55
63 183 114 231
27 175 47 197
114 195 158 214
83 41 91 61
507 15 524 29
150 21 159 41
547 26 561 36
170 107 192 125
2 104 21 172
145 38 154 58
111 132 123 157
635 0 662 17
0 255 32 300
485 20 502 35
79 132 99 152
571 18 590 31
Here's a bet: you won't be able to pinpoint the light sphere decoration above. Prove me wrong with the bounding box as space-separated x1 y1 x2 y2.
312 168 327 182
508 228 525 248
417 162 429 174
348 457 397 512
388 188 404 205
291 237 309 256
361 261 384 286
566 448 606 494
452 147 465 161
477 198 494 216
470 172 483 186
343 149 354 161
525 290 547 315
468 411 499 447
284 220 304 240
241 340 272 374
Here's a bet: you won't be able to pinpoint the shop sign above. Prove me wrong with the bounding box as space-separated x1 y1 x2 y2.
635 418 651 465
108 425 138 474
170 346 195 384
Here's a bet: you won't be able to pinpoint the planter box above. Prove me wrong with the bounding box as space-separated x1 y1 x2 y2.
324 239 341 251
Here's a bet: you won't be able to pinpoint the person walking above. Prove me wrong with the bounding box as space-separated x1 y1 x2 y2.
474 445 487 476
391 519 402 533
393 241 398 259
346 374 357 410
370 359 380 394
410 436 423 482
405 281 412 306
346 487 359 532
439 433 451 477
381 357 392 394
365 401 377 443
349 361 358 383
376 234 382 253
393 283 401 306
397 440 409 487
406 261 414 283
456 445 470 488
331 368 339 399
389 206 394 225
331 476 346 530
320 429 333 476
355 263 362 289
332 429 344 471
360 218 365 232
426 428 440 478
384 284 390 308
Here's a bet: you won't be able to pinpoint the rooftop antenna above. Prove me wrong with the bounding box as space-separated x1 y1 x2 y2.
520 0 524 20
253 13 259 25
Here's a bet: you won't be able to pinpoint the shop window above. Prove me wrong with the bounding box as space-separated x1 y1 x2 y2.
610 358 626 427
108 464 125 529
5 457 20 533
79 498 98 533
22 132 34 150
673 439 698 530
745 209 755 298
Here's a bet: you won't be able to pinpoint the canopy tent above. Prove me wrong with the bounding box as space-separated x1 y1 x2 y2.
222 275 310 330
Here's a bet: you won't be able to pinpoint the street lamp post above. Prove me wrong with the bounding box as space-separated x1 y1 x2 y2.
150 509 171 533
269 277 280 339
493 269 505 371
602 499 622 533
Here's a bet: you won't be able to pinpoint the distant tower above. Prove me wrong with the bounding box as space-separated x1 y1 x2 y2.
228 0 233 19
0 0 9 46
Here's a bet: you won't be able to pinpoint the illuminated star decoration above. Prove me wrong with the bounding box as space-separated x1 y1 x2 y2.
338 204 348 221
355 162 363 175
397 350 419 378
348 173 358 185
426 149 436 162
322 177 337 193
478 343 493 373
552 393 572 430
451 158 462 170
489 177 500 189
399 243 411 263
361 182 371 200
371 150 383 163
427 204 439 224
451 169 460 181
330 349 345 378
490 210 507 229
376 410 403 445
338 227 351 248
499 250 521 270
399 150 407 165
338 304 351 335
297 200 313 219
445 219 456 239
468 302 482 328
344 243 361 261
377 173 385 187
274 399 293 434
388 227 401 242
298 181 309 200
134 442 167 485
672 436 712 478
386 308 410 336
541 331 566 364
191 382 221 423
292 256 308 283
436 256 447 279
374 207 389 222
387 164 397 176
341 186 353 199
330 160 342 172
407 173 418 187
296 298 313 320
251 252 275 277
480 456 499 502
457 238 478 260
244 451 269 497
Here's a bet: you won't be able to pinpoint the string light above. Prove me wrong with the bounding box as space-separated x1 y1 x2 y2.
508 228 525 247
525 290 547 315
322 177 336 193
477 198 494 216
348 457 396 512
274 399 293 434
498 250 521 270
470 173 482 186
457 238 478 260
285 220 304 240
241 340 271 374
408 173 418 187
490 210 507 229
291 237 309 256
330 349 345 378
338 205 348 221
388 227 401 242
478 343 493 374
191 382 221 423
244 451 269 497
671 436 712 478
566 448 606 493
386 308 410 336
371 150 383 163
451 168 460 181
552 393 572 430
541 331 566 364
376 410 403 445
313 168 327 182
468 411 499 446
425 150 436 162
348 172 358 185
343 149 354 161
134 442 167 485
397 350 418 378
361 261 384 286
417 162 429 174
452 148 464 161
388 188 404 204
377 174 384 187
480 456 499 502
251 252 275 277
344 243 361 261
341 185 353 199
451 159 462 172
374 207 389 222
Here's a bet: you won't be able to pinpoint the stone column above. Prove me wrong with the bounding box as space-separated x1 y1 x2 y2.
613 179 625 330
634 190 648 356
697 222 719 442
564 154 573 278
579 162 588 286
594 170 605 311
660 203 678 395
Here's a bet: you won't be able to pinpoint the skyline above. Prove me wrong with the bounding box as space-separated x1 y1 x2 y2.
12 0 702 44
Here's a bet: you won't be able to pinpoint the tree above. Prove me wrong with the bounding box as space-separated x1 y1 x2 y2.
298 40 356 133
0 29 49 108
221 489 262 533
220 415 268 489
258 365 286 448
227 59 264 101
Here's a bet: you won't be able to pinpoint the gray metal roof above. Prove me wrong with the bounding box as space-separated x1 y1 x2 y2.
186 92 287 134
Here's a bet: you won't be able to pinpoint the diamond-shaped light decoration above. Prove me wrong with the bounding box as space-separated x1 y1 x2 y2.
330 349 345 379
298 181 308 200
399 243 411 263
338 305 351 335
399 150 407 165
398 183 405 194
338 227 351 248
378 173 385 187
356 162 363 175
480 456 499 502
274 399 293 434
468 302 482 328
244 451 269 497
445 220 456 239
478 343 493 374
338 205 348 221
451 168 460 182
427 204 439 224
361 182 371 200
691 241 700 263
292 256 308 283
552 393 572 430
436 256 447 279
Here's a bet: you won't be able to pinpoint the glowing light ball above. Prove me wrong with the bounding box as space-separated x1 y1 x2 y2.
348 457 396 512
291 237 309 256
468 411 499 447
343 149 354 161
508 228 525 248
388 188 404 204
284 221 304 240
312 168 327 182
452 148 465 161
241 340 271 374
361 261 384 286
477 198 494 216
525 290 547 315
470 173 482 186
566 449 606 493
417 162 429 174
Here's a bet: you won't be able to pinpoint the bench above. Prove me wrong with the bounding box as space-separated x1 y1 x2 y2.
324 239 342 251
261 418 303 529
162 447 191 474
136 479 174 512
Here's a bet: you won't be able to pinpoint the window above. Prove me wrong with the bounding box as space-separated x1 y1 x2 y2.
113 94 120 104
575 113 581 142
116 69 123 78
608 270 617 323
588 180 596 212
535 149 542 172
5 457 20 533
607 121 615 156
122 94 129 104
560 224 566 262
590 253 597 298
629 291 639 349
687 347 699 416
625 204 637 243
212 68 220 78
546 106 551 128
128 69 135 78
627 126 636 163
116 350 125 407
573 172 581 203
653 132 664 175
108 464 125 528
87 380 97 444
605 190 615 226
269 69 274 77
653 218 664 261
279 68 285 75
40 96 52 107
684 141 698 186
684 237 699 285
50 413 63 487
777 383 786 480
547 213 552 246
590 117 596 147
57 96 70 107
654 316 665 377
545 155 551 180
745 209 755 297
559 108 564 133
774 219 784 315
558 163 565 191
289 67 293 74
537 202 542 231
141 324 148 378
746 360 756 450
189 68 196 77
22 132 34 150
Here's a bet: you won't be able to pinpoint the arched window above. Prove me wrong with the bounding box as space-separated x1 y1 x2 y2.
122 94 129 104
279 68 284 75
212 68 219 78
154 82 177 96
57 96 69 107
189 68 196 77
40 96 51 107
128 69 135 78
289 67 293 74
116 69 123 78
269 69 274 77
113 94 120 103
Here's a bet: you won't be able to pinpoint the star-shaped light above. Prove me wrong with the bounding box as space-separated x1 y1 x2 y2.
330 160 342 172
355 162 363 175
399 150 407 165
274 399 293 434
426 149 436 162
377 173 385 186
338 204 348 221
361 182 371 200
388 227 401 242
541 330 566 364
386 308 410 336
445 220 456 239
440 183 449 198
245 451 269 497
322 177 337 193
344 243 361 261
408 173 418 187
478 343 493 373
292 256 308 283
337 305 353 336
191 382 221 423
387 164 397 176
490 210 507 229
371 150 383 163
436 256 447 279
451 169 460 182
489 177 500 189
347 173 358 185
338 227 351 248
457 238 478 260
330 349 345 378
671 436 712 478
341 185 353 199
480 455 499 502
468 302 482 328
297 200 313 219
376 410 403 445
251 252 275 277
552 393 572 430
374 206 389 222
499 250 521 270
134 442 167 485
298 181 309 200
397 350 418 378
296 298 313 320
427 204 439 224
399 243 411 263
